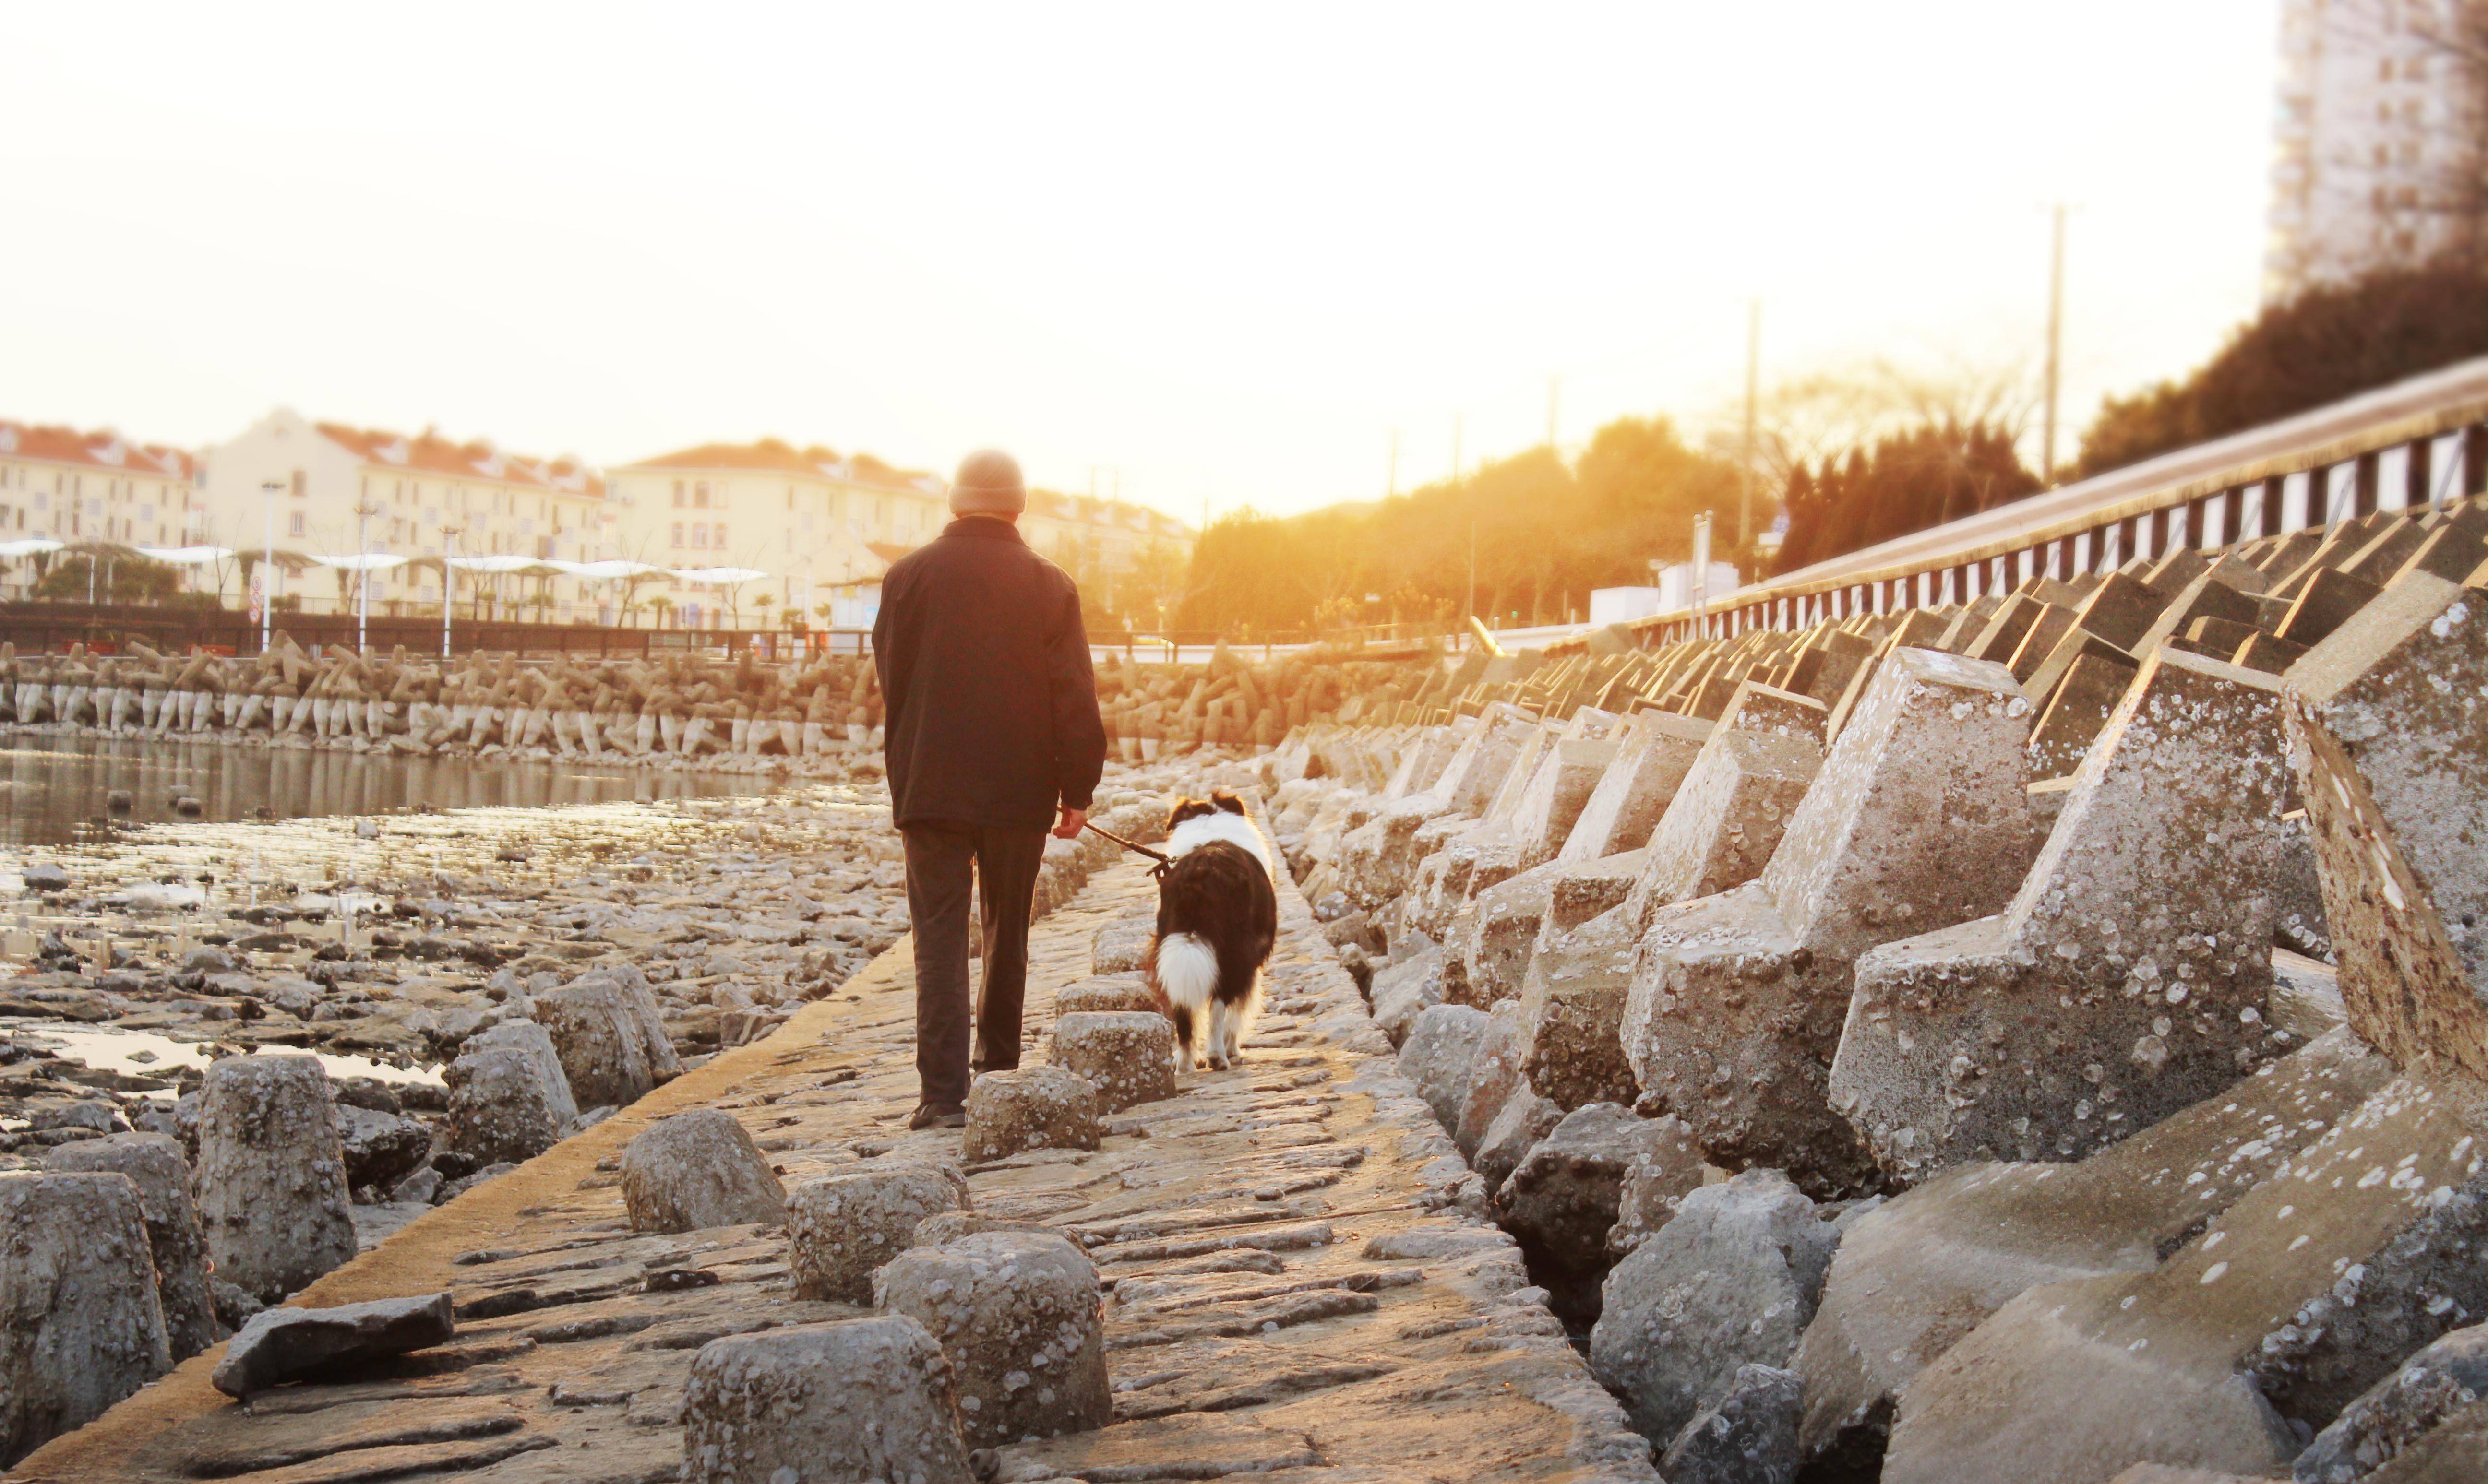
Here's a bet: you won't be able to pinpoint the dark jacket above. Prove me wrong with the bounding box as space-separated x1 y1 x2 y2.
873 518 1107 831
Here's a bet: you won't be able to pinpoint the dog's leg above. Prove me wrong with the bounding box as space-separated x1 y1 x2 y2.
1205 998 1230 1072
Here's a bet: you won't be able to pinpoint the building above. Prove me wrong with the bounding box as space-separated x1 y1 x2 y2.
1019 489 1198 622
0 419 202 598
198 409 610 620
2267 0 2485 298
603 439 948 629
604 440 1197 630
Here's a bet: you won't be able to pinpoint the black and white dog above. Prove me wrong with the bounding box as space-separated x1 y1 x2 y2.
1144 791 1278 1073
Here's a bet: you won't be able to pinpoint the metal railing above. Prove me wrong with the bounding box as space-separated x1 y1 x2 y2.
1556 354 2488 651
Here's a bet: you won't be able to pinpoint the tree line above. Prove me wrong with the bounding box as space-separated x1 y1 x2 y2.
1174 417 1746 638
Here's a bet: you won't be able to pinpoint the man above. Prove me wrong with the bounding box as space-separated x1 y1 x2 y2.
874 449 1108 1129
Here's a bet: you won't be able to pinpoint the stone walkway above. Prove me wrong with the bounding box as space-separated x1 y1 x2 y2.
9 858 1652 1484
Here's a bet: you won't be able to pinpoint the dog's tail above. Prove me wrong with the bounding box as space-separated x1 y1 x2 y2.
1152 931 1220 1014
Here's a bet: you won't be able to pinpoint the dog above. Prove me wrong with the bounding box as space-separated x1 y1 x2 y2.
1143 790 1278 1073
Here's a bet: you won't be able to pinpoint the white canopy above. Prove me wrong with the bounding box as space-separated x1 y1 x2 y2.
134 545 235 565
546 558 664 579
445 554 553 574
669 566 769 584
0 539 67 558
306 552 410 572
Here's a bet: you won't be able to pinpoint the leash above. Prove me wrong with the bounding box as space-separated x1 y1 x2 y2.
1083 821 1174 881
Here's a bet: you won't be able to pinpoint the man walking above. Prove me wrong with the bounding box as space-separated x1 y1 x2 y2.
874 449 1107 1129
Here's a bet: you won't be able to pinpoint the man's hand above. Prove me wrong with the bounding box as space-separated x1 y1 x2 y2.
1053 806 1087 841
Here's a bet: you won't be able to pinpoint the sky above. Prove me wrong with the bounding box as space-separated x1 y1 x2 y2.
1 3 2280 522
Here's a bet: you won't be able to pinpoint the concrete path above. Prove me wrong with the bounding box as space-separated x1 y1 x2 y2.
10 859 1652 1484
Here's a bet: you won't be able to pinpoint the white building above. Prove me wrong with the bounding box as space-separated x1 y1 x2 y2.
605 440 1197 630
0 419 201 599
199 409 611 620
2267 0 2483 298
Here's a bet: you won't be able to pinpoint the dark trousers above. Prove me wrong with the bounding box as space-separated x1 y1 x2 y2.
902 823 1048 1109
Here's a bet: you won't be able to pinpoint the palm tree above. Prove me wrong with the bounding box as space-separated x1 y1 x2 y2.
649 594 676 629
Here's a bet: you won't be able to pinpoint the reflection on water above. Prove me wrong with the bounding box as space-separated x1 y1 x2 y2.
0 733 783 845
3 1019 444 1094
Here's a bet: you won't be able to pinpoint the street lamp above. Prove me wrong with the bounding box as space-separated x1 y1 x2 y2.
352 498 382 652
259 479 281 654
440 526 462 659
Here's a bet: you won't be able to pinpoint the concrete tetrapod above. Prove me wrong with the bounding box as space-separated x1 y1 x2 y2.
1510 689 1829 1112
1792 1025 2398 1469
1878 590 2488 1483
0 1172 171 1468
1831 647 2294 1186
1619 647 2042 1195
193 1054 359 1304
2284 571 2488 1088
533 965 682 1109
1447 710 1712 1008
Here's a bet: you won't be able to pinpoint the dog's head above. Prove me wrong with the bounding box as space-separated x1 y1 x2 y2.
1165 790 1248 829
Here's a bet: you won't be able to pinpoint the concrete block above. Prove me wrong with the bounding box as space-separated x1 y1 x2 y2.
211 1292 454 1399
1622 647 2040 1195
1054 974 1158 1015
194 1054 359 1304
1590 1169 1840 1449
2285 571 2488 1086
1500 1102 1705 1277
1833 649 2292 1186
535 965 682 1109
1879 1069 2488 1484
786 1167 966 1303
962 1067 1102 1163
874 1232 1111 1448
443 1019 577 1167
1400 1003 1491 1134
0 1172 171 1467
1048 1011 1177 1109
42 1132 216 1362
1660 1363 1803 1484
682 1315 973 1484
620 1108 788 1233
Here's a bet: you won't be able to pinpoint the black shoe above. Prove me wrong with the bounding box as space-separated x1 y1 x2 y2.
908 1103 966 1130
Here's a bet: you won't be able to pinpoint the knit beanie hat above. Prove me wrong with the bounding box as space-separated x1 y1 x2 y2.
949 449 1027 517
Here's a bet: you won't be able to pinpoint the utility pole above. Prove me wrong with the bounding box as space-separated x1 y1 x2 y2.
1466 520 1477 623
260 479 279 655
2043 202 2067 485
1739 300 1760 552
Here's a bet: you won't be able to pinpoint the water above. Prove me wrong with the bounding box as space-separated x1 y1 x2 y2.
0 732 786 845
0 1019 444 1097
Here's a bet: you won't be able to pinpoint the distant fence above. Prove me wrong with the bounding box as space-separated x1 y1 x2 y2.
0 605 1467 668
0 606 869 661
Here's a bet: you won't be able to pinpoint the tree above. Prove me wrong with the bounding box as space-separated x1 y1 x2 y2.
2077 261 2488 478
1770 420 2042 577
648 594 675 628
33 554 187 605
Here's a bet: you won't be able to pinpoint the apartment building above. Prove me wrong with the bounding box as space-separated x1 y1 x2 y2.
198 408 611 619
1019 488 1196 615
606 439 1198 629
0 420 201 598
604 440 950 627
2267 0 2486 297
